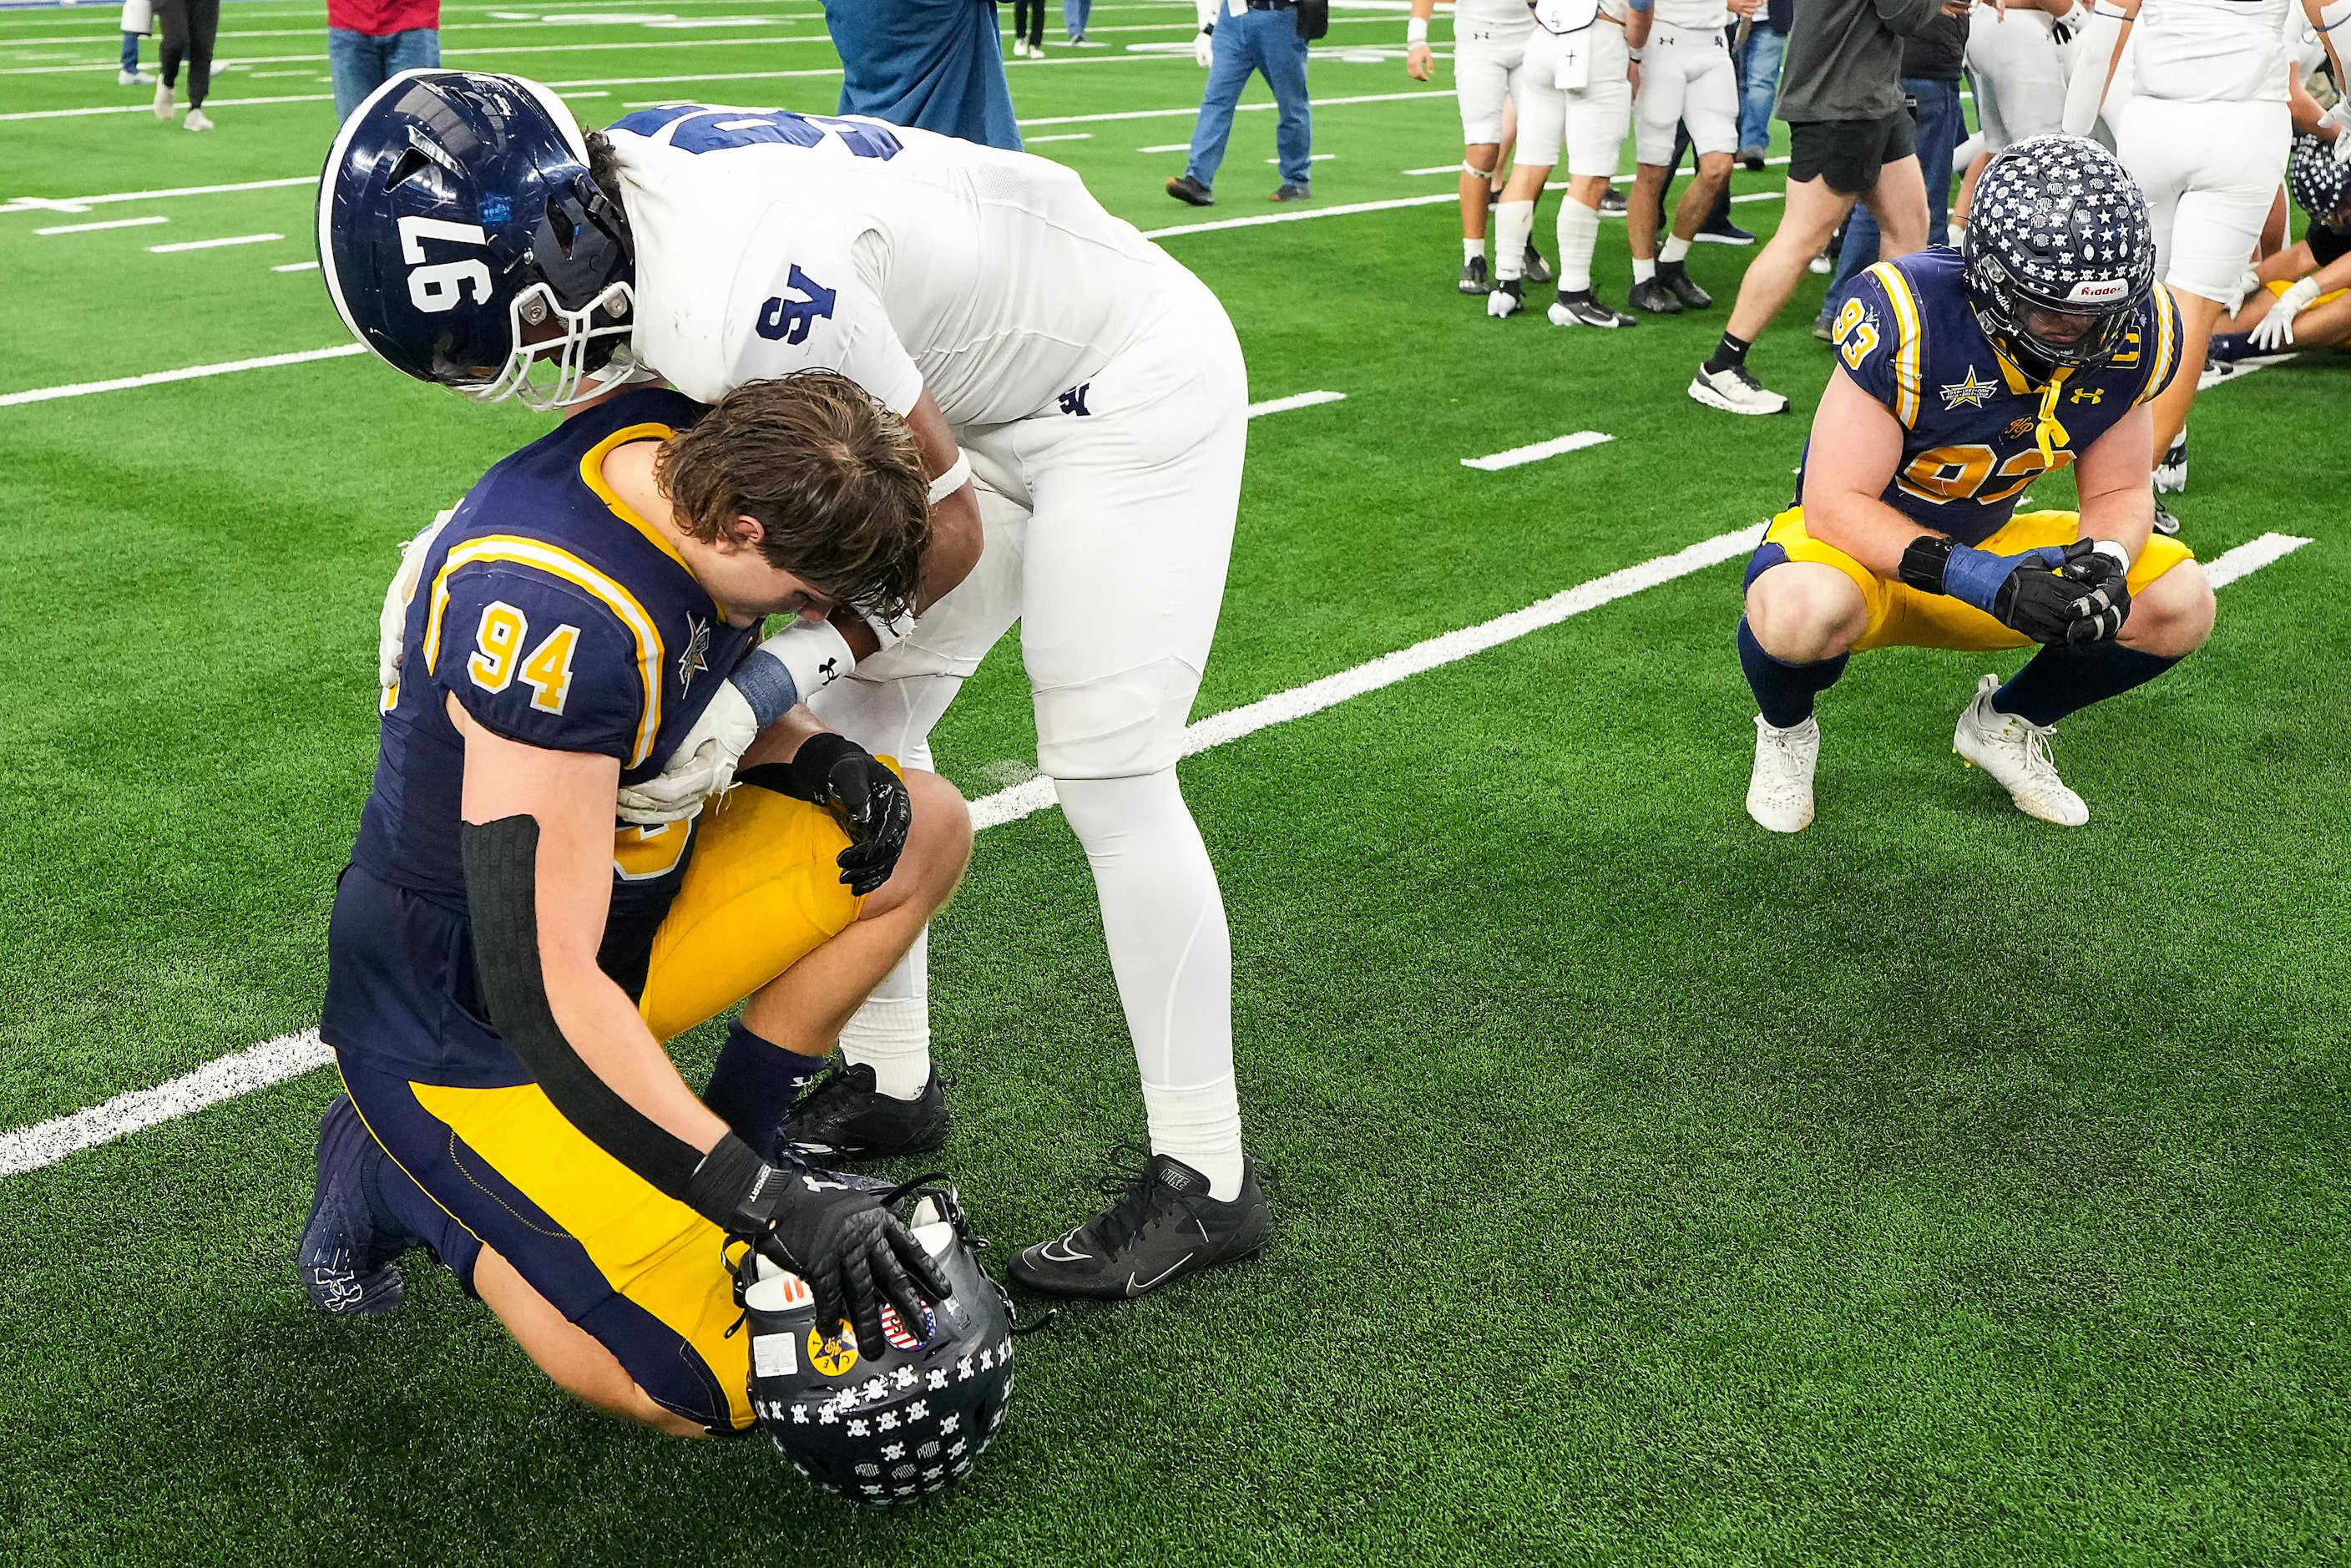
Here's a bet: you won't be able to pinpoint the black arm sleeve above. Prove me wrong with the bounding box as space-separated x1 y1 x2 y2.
460 814 705 1202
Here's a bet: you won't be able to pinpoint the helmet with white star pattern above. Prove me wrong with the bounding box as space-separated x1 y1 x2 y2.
736 1176 1017 1505
1962 134 2156 381
2288 134 2351 227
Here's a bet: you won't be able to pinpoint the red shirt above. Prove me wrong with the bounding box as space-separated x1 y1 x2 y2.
329 0 438 37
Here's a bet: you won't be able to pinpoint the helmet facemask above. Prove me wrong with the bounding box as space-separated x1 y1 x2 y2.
474 176 641 411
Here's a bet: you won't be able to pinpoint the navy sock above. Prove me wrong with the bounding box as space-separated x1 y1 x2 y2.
364 1149 479 1286
1706 331 1752 375
702 1019 829 1159
1993 643 2182 727
1738 616 1848 729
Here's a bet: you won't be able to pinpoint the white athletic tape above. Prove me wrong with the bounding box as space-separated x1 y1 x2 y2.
0 524 2318 1176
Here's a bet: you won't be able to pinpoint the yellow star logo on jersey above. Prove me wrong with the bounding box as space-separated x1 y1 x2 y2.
1939 365 1999 411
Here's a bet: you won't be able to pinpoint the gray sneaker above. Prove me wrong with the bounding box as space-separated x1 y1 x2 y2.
1270 182 1312 203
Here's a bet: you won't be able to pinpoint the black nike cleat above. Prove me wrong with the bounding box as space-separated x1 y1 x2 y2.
1009 1150 1269 1298
779 1061 952 1161
298 1094 410 1319
1522 244 1553 285
1547 288 1635 328
2151 503 2182 537
1599 185 1627 215
1659 259 1711 310
1629 276 1684 315
1458 253 1491 294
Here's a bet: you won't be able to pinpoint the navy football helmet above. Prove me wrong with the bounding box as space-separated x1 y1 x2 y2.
2289 133 2351 226
737 1178 1017 1505
1963 134 2156 381
318 70 638 410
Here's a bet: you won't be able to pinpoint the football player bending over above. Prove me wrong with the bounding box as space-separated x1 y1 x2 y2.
321 72 1271 1301
1738 135 2214 832
2211 134 2351 362
299 367 996 1459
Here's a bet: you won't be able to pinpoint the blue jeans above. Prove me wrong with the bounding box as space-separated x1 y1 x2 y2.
1822 76 1963 318
121 28 143 73
1064 0 1091 39
329 27 440 122
1736 23 1785 154
1186 6 1312 189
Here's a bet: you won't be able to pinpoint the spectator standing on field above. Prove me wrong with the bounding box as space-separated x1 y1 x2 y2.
152 0 221 131
1736 0 1791 164
822 0 1022 149
1065 0 1092 41
1168 0 1322 206
120 0 154 85
1686 0 1984 414
328 0 442 123
1813 4 1970 334
1012 0 1045 56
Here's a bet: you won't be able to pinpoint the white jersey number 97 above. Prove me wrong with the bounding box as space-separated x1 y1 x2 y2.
397 215 493 315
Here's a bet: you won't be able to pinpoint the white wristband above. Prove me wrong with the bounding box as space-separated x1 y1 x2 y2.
2091 539 2132 572
1408 16 1429 43
753 616 857 718
927 450 973 506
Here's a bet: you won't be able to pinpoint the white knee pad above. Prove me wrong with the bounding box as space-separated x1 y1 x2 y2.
1032 655 1205 781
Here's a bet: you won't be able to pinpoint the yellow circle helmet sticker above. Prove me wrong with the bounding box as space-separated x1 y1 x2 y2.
806 1322 860 1378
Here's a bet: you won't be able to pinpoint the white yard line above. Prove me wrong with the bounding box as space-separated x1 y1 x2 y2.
1246 389 1346 417
1145 190 1454 239
0 1032 332 1181
1024 132 1093 143
36 213 164 234
1022 87 1447 128
149 231 284 252
2199 352 2295 391
271 260 319 272
0 344 367 407
1139 142 1191 153
2202 530 2312 589
1462 431 1614 471
1 175 316 217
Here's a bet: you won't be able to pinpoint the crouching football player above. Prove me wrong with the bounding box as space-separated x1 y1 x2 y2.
1738 135 2215 832
299 371 974 1438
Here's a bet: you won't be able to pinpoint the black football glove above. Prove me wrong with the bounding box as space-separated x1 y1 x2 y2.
1903 534 2104 647
688 1135 953 1355
740 732 914 896
2057 541 2132 645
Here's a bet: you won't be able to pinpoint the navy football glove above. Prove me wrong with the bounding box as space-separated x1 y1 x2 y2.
741 733 914 896
1902 534 2104 645
688 1136 953 1358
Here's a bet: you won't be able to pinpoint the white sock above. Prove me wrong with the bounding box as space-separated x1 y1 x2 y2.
840 932 932 1100
1557 199 1600 293
1633 257 1657 283
1494 200 1534 281
1055 771 1245 1201
1464 235 1484 263
1661 234 1691 266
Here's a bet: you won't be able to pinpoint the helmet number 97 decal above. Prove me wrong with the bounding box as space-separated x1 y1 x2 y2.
397 215 492 315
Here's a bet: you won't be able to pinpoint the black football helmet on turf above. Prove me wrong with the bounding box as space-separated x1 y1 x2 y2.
317 69 638 409
1962 134 2156 381
2288 133 2351 226
737 1177 1016 1505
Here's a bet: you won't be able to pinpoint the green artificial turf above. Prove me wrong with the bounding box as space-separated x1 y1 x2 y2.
4 4 2349 1562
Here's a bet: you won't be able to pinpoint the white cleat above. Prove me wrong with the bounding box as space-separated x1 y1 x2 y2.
1953 673 2089 826
184 107 214 131
1486 277 1524 317
153 80 174 119
1689 362 1789 415
1747 713 1819 832
2155 430 2187 493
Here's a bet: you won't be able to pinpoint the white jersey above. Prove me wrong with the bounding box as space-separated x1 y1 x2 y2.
1651 0 1729 33
2131 0 2289 103
605 106 1164 427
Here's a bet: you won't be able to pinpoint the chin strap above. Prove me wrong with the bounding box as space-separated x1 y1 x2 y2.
2033 365 2074 464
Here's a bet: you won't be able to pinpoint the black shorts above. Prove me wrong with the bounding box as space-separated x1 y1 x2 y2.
1787 110 1917 196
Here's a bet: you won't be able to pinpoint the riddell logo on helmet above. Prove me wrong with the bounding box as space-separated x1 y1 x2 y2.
2066 279 2129 304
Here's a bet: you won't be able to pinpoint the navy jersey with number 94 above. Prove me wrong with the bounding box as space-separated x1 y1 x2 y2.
1808 247 2182 546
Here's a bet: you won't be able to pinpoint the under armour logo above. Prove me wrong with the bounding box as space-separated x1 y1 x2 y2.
755 264 837 345
2070 387 2105 404
1057 382 1092 416
817 656 840 681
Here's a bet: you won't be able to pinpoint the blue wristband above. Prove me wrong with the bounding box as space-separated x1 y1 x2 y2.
1941 543 2066 615
730 647 801 730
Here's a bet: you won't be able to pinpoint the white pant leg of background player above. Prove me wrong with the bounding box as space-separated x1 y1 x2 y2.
811 486 1029 1098
1633 28 1694 168
1965 10 2065 152
2116 98 2291 301
1455 27 1523 146
1499 27 1571 281
1557 26 1631 291
966 263 1252 1201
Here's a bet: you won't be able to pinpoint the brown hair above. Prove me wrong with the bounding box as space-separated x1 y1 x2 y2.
656 370 933 618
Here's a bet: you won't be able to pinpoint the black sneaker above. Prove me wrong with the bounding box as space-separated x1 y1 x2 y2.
1165 174 1213 207
1629 276 1684 315
2152 504 2182 537
1548 288 1635 327
1599 185 1627 215
1009 1150 1270 1299
1659 259 1711 310
1458 253 1490 294
778 1061 952 1161
1270 181 1311 203
298 1094 411 1319
1737 144 1767 171
1486 276 1524 318
1522 243 1553 285
1696 216 1756 245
